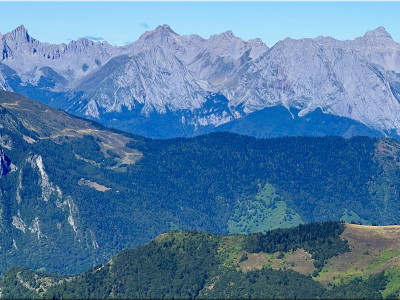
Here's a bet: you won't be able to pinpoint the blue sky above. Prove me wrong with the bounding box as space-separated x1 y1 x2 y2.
0 2 399 47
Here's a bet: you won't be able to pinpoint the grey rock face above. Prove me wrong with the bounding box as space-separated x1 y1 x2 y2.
237 27 400 134
0 25 132 90
225 29 400 133
1 24 400 137
0 103 103 274
63 25 268 127
0 147 10 178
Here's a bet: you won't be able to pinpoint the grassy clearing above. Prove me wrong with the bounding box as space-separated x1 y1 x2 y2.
217 235 246 267
366 250 400 271
168 221 181 231
228 183 303 234
215 235 296 273
329 271 364 286
235 248 316 276
213 234 316 277
340 209 371 225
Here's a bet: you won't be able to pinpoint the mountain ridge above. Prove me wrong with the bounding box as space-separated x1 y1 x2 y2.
2 222 400 299
1 25 400 138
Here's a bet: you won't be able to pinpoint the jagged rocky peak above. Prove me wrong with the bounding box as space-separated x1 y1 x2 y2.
5 24 30 42
134 25 268 62
133 23 183 54
214 30 236 39
142 24 180 41
363 26 393 40
3 25 65 62
156 24 175 33
312 35 343 50
0 25 133 88
246 38 269 60
183 33 205 43
66 36 112 52
267 36 313 55
209 29 242 46
1 24 400 138
1 25 36 57
247 38 266 47
205 30 268 60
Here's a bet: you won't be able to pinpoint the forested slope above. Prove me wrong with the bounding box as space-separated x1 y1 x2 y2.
1 222 398 299
1 91 400 275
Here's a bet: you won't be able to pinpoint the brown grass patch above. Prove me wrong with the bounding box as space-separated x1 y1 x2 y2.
343 224 400 250
237 249 316 275
238 252 267 271
0 90 142 166
377 139 400 158
285 249 316 275
314 224 400 286
78 178 111 192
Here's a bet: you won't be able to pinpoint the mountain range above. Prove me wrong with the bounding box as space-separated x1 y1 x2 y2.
0 25 399 138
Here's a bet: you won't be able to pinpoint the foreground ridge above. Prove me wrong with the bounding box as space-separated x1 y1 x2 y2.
2 222 400 299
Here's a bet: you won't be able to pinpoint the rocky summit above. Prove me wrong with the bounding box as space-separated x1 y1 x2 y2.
0 25 399 138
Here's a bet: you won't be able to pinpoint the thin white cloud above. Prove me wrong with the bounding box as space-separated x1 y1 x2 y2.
67 36 104 42
84 36 104 41
140 22 149 29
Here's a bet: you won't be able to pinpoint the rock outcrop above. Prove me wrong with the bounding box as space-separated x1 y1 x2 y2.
0 147 10 178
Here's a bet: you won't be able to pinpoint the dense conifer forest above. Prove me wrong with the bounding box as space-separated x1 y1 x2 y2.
2 93 400 280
